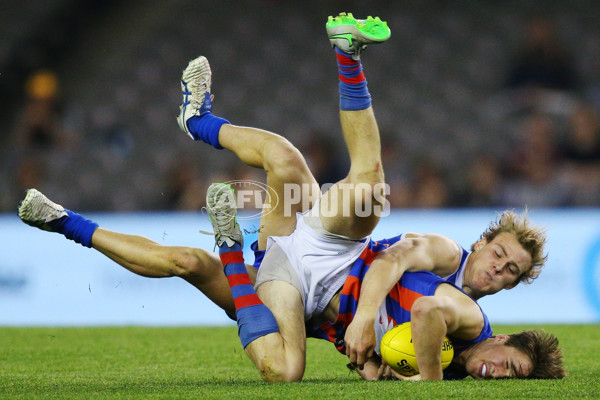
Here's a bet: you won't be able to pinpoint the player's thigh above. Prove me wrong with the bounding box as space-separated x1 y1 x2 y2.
318 179 380 239
257 175 319 249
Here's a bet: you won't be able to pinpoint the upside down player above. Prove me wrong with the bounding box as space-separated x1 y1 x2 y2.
196 14 565 382
18 13 565 381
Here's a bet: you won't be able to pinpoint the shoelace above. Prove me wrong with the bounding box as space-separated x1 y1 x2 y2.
189 73 208 109
198 207 235 236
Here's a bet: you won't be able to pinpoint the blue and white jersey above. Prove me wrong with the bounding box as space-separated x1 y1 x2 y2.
442 244 470 288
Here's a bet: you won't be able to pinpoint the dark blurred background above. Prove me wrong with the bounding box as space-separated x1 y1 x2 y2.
2 0 600 212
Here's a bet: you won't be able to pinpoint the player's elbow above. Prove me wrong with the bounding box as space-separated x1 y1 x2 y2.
411 296 445 321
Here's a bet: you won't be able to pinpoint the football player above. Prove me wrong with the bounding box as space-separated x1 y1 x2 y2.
18 12 564 382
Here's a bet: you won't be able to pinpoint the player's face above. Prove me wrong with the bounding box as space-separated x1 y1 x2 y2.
464 335 532 379
468 232 532 296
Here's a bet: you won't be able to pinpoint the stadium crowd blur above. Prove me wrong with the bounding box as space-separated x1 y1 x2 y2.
1 0 600 212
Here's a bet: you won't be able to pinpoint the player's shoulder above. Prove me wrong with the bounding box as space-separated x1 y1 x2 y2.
402 232 461 251
402 232 463 270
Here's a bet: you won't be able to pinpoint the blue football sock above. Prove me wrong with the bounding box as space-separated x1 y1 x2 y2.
186 113 229 149
219 242 279 348
48 210 99 248
335 46 371 111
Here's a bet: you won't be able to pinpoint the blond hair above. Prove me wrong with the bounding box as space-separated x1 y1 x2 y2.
474 209 547 283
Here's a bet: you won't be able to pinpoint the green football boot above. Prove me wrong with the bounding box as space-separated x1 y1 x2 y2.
326 12 391 59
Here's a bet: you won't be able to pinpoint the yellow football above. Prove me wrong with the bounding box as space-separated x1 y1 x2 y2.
380 322 454 376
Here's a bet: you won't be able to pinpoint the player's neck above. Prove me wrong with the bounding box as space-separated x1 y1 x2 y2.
454 341 480 367
461 258 484 300
461 284 484 300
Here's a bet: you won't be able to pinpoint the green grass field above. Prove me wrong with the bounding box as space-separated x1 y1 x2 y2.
1 324 599 399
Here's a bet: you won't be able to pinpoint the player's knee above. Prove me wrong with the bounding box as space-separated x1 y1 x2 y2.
264 138 309 184
256 356 304 383
347 163 386 204
255 354 304 383
167 247 206 278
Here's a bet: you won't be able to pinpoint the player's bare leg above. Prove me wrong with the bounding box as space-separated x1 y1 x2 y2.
177 56 320 249
249 280 306 382
319 13 390 239
207 183 306 382
320 107 385 238
16 55 322 319
18 188 242 315
219 125 319 248
91 228 240 313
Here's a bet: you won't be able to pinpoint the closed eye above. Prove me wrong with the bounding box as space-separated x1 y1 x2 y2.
506 360 515 378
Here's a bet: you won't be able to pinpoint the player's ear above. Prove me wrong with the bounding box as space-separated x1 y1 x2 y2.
473 238 487 252
494 334 510 342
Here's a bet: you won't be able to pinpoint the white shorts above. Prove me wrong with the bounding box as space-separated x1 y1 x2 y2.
256 202 370 320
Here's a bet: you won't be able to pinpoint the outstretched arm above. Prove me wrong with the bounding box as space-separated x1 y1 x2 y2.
344 234 462 368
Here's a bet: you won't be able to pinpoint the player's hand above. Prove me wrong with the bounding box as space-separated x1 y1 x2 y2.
397 373 422 381
377 363 397 380
377 363 422 381
349 357 383 381
344 315 376 370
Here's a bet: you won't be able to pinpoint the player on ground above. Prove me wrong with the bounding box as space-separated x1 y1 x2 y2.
199 14 564 381
173 12 549 373
206 181 564 381
17 12 560 381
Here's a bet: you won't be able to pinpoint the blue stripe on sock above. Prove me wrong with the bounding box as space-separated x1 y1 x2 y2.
219 242 243 253
236 304 279 348
224 263 248 277
339 80 371 111
334 45 352 58
231 283 257 298
336 60 362 74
